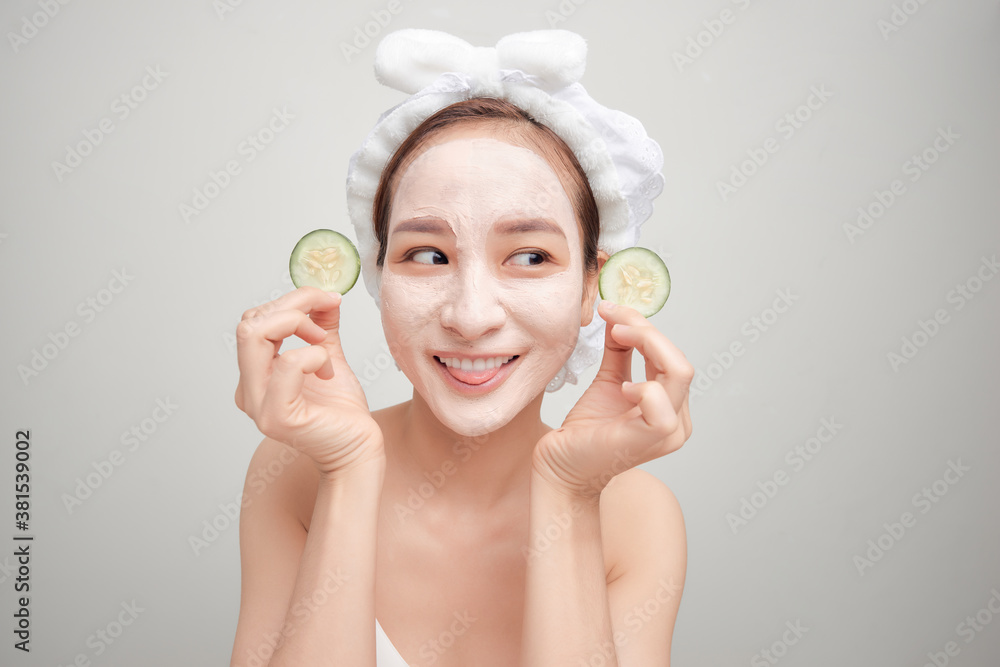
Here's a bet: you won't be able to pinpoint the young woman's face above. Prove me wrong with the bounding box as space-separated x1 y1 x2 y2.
379 132 595 437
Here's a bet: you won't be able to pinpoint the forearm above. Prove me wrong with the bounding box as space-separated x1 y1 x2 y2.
521 468 618 667
268 454 385 666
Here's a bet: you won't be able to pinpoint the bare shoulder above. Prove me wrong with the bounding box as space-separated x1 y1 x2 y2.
599 467 687 584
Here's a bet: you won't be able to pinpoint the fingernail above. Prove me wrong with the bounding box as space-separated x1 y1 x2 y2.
622 380 633 389
602 300 617 310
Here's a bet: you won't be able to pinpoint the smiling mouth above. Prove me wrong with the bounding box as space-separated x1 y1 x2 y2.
433 355 520 385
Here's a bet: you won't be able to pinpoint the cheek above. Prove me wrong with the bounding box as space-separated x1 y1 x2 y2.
379 273 447 344
503 273 585 336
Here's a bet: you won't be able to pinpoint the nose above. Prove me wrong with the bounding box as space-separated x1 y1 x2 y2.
439 263 506 341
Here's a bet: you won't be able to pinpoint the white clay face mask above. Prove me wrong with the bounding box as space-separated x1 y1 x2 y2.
379 135 590 437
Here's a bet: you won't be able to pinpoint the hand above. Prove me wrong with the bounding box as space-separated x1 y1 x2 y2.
532 300 694 499
234 286 384 477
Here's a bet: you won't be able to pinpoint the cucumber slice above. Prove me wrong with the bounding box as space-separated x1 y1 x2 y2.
289 229 361 294
598 247 671 317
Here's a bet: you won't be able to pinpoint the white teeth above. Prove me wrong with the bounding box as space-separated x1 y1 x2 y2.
437 355 516 370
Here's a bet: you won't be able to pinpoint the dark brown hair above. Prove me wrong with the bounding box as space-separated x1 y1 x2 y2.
371 97 601 274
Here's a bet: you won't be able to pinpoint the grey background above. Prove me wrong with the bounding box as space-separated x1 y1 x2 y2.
1 0 998 665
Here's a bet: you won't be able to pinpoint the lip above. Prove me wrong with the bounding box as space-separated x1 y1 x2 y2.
432 353 522 395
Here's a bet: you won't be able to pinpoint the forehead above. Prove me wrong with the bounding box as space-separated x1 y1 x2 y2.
392 133 569 212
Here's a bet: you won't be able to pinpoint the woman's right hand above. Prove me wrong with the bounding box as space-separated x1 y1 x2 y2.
234 286 384 478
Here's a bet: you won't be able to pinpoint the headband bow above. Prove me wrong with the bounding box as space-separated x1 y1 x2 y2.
374 29 588 96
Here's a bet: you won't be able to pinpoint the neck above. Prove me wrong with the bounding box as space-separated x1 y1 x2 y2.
386 388 552 513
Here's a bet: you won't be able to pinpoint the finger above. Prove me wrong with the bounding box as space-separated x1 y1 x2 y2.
598 299 651 327
608 322 694 415
236 308 330 417
241 286 341 322
620 379 679 444
258 345 333 433
594 302 635 384
679 393 693 441
307 291 348 362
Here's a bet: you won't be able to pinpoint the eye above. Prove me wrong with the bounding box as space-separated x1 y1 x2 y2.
507 250 550 267
409 249 448 265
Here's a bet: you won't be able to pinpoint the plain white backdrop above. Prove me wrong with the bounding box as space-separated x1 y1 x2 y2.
1 0 998 665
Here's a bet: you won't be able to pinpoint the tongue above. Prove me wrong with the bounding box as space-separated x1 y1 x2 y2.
445 362 502 385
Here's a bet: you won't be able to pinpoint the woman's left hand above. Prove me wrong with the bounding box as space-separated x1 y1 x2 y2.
532 300 694 499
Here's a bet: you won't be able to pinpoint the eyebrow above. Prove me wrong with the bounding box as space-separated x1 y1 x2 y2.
494 218 566 239
392 217 454 236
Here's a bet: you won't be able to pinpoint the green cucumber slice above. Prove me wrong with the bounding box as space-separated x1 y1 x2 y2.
598 247 671 317
289 229 361 294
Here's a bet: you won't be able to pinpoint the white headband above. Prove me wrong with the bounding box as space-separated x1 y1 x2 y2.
345 28 665 392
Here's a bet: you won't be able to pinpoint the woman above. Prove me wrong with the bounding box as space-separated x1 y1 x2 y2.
230 30 693 667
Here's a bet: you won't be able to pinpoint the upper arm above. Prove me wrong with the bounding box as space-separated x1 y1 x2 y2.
603 469 687 667
230 437 311 667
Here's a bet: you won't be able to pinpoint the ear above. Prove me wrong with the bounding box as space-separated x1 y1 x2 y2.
581 249 609 327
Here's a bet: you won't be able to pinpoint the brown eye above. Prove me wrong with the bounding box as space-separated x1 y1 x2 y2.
410 249 448 265
508 251 548 266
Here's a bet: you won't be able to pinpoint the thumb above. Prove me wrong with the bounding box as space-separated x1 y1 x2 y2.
594 317 633 384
